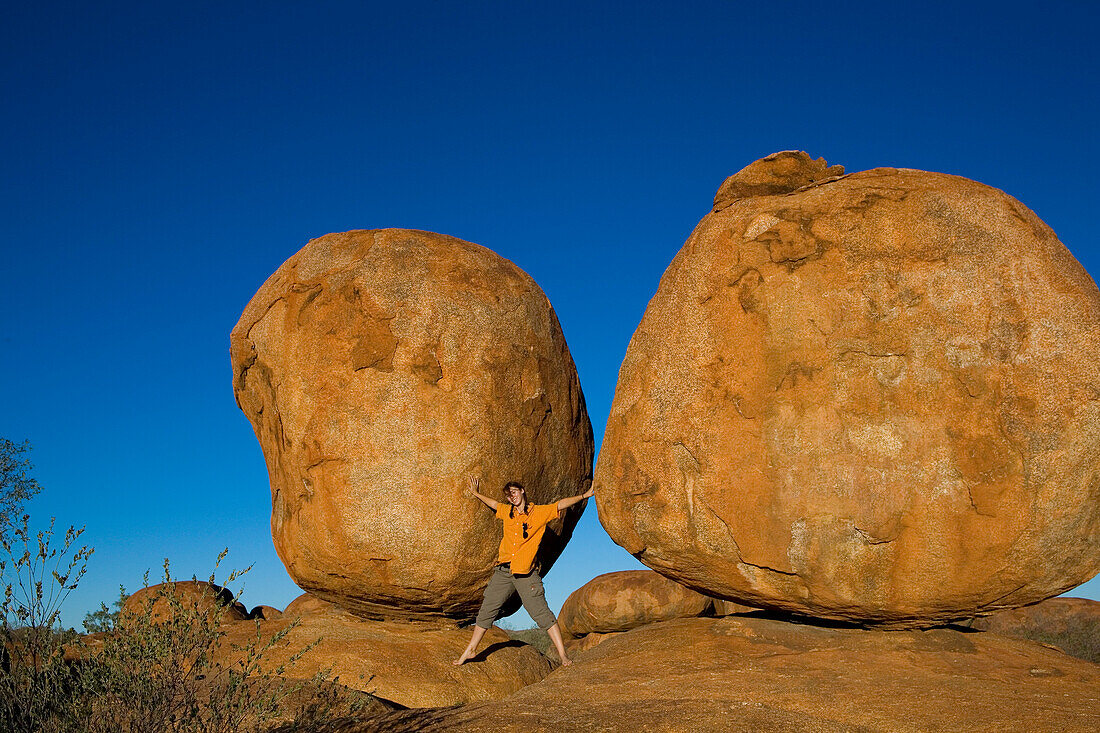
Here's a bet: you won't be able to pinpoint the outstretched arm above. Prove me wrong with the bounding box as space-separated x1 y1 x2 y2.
556 481 595 511
466 477 499 510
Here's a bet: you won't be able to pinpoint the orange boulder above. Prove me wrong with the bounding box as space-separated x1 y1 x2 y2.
248 604 284 620
558 570 713 637
595 152 1100 627
231 229 593 621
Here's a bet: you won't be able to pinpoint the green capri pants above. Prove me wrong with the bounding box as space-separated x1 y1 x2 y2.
475 565 557 630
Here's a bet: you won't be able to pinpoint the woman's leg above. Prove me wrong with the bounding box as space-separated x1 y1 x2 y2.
514 569 571 666
455 567 515 665
453 625 489 666
545 623 571 666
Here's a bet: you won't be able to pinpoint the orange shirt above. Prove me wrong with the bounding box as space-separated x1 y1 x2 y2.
495 502 559 574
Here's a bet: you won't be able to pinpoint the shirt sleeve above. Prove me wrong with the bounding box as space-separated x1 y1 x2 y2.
495 503 509 520
540 503 560 523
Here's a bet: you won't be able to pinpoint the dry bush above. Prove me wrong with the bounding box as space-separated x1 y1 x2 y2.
0 515 90 733
1 517 367 732
1015 621 1100 665
504 626 553 656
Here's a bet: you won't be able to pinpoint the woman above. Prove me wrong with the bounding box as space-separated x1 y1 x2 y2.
453 477 594 667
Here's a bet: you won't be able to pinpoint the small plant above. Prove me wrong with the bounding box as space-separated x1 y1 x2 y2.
504 626 553 656
0 514 92 733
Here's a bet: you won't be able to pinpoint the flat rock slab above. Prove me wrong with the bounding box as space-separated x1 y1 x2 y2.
213 610 552 708
303 615 1100 732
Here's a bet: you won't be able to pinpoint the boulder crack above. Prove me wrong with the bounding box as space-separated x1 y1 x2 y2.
966 485 997 517
853 526 896 545
242 295 287 342
838 348 908 359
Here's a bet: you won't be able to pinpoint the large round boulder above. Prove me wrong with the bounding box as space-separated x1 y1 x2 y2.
595 151 1100 627
231 229 593 621
559 570 713 637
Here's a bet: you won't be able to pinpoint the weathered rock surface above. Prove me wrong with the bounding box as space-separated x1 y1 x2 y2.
595 151 1100 626
558 570 713 637
973 595 1100 662
231 229 594 621
213 609 552 708
293 616 1100 732
121 581 248 626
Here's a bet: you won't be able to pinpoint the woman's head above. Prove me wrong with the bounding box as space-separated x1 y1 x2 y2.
502 482 526 506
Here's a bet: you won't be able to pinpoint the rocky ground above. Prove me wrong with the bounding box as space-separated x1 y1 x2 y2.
271 613 1100 732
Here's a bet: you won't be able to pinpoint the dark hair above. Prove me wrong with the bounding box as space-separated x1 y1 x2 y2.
502 481 525 496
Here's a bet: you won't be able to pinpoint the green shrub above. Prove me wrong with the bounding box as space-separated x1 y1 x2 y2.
69 554 314 732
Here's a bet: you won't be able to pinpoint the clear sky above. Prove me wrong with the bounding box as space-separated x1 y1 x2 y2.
2 1 1098 628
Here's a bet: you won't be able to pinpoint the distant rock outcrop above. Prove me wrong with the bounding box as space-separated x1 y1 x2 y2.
595 152 1100 627
559 570 713 638
297 616 1100 732
121 581 248 626
972 596 1100 662
230 229 594 621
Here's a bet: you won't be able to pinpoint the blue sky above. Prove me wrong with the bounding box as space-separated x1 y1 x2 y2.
2 1 1098 628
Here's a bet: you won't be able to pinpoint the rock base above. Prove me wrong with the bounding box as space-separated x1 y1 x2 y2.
293 615 1100 731
213 608 552 708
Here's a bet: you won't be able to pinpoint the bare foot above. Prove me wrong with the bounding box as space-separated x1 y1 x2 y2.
453 651 473 666
559 657 573 667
